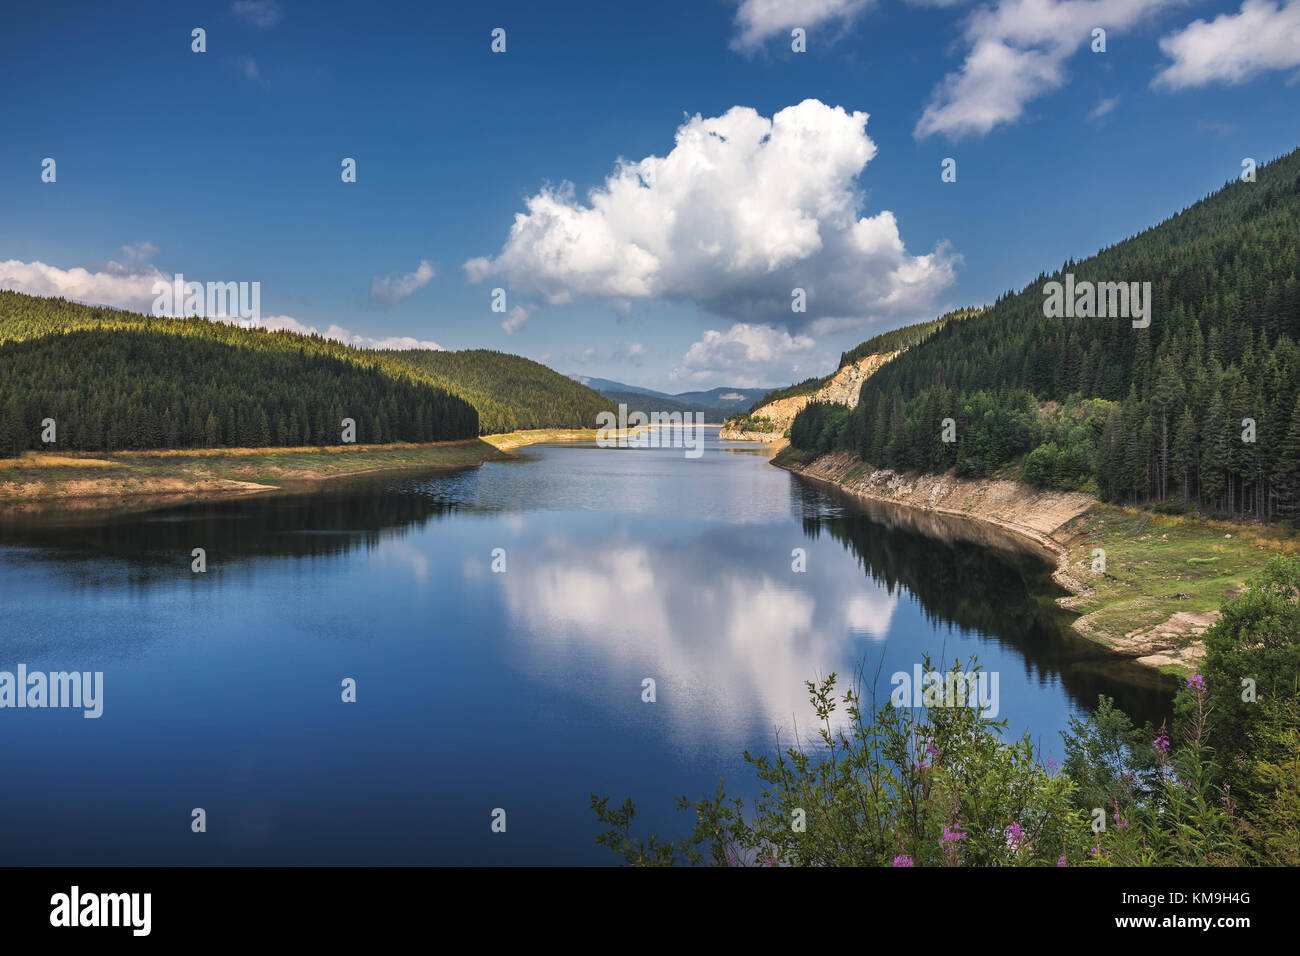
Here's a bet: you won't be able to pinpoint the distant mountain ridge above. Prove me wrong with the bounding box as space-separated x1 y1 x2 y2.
570 376 774 416
595 391 728 421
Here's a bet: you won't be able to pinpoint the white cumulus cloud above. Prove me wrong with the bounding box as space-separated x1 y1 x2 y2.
674 322 822 386
1154 0 1300 89
466 99 955 331
0 256 440 350
0 258 166 312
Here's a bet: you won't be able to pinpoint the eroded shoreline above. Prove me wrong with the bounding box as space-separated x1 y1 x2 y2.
0 428 621 514
774 449 1297 677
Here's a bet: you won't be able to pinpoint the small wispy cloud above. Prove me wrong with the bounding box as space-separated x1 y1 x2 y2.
232 0 284 28
1197 118 1239 137
369 260 435 306
502 304 532 335
731 0 873 53
915 0 1179 140
614 342 647 366
233 55 269 87
120 241 159 264
103 241 161 278
1087 96 1120 121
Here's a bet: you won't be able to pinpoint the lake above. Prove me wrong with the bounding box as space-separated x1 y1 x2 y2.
0 429 1173 864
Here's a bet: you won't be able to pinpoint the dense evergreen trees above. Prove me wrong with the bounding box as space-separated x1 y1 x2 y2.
790 148 1300 521
0 329 477 452
787 400 854 455
0 291 618 451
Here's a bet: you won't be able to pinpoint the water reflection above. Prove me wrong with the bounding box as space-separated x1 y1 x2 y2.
0 475 460 579
485 522 900 749
789 477 1174 724
0 439 1175 863
1 446 1174 734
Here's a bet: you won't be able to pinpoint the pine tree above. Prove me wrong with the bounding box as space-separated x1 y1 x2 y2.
1171 405 1197 506
1275 396 1300 519
1201 390 1228 513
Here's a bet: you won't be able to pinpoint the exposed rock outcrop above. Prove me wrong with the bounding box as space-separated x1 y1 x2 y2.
720 351 899 442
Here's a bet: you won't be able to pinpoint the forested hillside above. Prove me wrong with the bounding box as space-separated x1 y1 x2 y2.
381 349 614 434
0 292 615 450
0 291 449 388
790 148 1300 523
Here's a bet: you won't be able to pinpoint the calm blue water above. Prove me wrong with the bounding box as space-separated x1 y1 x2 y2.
0 431 1172 864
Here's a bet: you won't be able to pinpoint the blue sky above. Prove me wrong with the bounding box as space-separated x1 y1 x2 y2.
3 0 1298 391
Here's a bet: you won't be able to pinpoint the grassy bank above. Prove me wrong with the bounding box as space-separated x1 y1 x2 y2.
1056 505 1299 675
0 427 620 507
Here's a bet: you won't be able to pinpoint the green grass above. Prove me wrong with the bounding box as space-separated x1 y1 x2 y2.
1058 504 1299 672
726 415 779 433
773 448 1298 676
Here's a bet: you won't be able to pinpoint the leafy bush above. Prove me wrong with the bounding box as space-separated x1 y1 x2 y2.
1202 557 1300 811
591 558 1300 866
593 657 1081 866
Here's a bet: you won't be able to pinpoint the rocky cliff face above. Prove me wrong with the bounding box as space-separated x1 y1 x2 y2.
719 350 899 442
718 394 810 442
814 350 898 405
